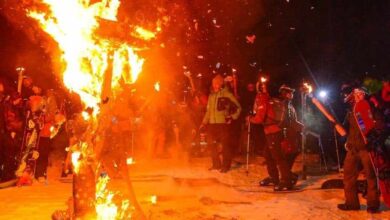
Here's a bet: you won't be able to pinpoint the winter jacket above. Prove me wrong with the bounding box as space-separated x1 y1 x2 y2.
345 100 375 151
202 88 241 124
250 93 302 135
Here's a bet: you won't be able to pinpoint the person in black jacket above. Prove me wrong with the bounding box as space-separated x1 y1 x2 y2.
251 84 302 191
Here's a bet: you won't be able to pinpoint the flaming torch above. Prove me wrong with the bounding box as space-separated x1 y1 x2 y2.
300 82 312 180
301 82 346 177
302 83 346 137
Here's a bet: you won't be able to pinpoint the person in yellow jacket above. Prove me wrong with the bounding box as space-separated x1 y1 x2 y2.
201 75 241 173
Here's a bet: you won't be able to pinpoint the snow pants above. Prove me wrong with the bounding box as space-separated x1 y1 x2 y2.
343 149 379 209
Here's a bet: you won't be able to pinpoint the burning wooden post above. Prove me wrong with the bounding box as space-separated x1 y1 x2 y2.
72 154 96 218
70 55 114 218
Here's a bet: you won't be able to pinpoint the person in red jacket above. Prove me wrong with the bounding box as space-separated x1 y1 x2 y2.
338 88 380 213
250 83 301 191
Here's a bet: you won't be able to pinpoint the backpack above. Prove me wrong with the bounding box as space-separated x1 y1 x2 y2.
264 98 286 126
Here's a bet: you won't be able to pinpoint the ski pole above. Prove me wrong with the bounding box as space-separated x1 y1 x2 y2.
301 91 307 180
246 121 251 176
334 128 341 173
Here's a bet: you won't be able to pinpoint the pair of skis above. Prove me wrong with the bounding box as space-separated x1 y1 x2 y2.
15 110 43 186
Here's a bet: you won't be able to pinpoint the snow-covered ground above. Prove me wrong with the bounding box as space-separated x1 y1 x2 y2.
0 156 389 220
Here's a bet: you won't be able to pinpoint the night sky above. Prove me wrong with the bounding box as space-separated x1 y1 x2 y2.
0 0 389 95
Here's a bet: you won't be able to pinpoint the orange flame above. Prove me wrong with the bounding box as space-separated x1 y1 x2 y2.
133 26 157 41
70 141 88 174
96 175 117 220
71 151 81 174
28 1 158 218
28 0 147 115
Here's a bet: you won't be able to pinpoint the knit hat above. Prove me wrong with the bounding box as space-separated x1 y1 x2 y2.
279 84 295 93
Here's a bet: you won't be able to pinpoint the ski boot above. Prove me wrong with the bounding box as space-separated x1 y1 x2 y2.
291 173 299 185
274 181 294 191
259 177 279 186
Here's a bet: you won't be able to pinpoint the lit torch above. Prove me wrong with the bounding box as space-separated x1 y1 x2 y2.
16 67 25 72
303 82 313 94
16 67 25 94
257 75 268 93
302 82 346 137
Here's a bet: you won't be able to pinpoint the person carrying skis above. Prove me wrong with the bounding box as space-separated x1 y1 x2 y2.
338 87 380 213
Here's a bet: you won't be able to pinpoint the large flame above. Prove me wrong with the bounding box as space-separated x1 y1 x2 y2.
95 175 134 219
95 175 117 220
28 0 150 115
27 1 158 218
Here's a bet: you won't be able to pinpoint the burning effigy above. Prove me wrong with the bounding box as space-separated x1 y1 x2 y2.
1 1 390 219
1 0 167 219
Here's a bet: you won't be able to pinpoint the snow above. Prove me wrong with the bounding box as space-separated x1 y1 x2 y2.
0 181 71 220
0 156 389 220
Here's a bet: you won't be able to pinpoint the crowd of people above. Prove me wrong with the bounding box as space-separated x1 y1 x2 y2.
0 69 389 212
199 74 389 212
0 74 65 184
199 73 303 190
